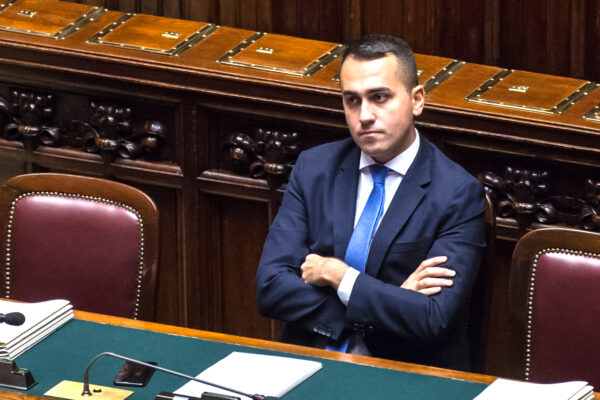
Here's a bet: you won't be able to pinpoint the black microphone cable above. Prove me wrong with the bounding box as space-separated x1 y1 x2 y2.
81 352 281 400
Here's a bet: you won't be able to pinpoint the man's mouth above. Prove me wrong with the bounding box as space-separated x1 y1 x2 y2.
359 130 383 136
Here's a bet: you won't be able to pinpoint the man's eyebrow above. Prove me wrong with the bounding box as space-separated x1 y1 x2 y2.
342 87 392 96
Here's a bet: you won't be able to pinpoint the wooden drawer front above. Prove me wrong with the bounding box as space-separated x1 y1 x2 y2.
465 69 598 114
87 13 218 56
218 32 344 77
0 0 104 39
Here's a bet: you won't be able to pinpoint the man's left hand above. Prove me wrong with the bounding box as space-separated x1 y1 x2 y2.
301 254 349 289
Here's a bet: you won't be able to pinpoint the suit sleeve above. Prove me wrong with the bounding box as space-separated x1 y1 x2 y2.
255 153 348 340
346 178 486 346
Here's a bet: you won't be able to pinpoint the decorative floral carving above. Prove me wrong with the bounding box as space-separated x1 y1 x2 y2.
580 179 600 230
0 89 168 162
81 102 167 162
2 89 61 151
224 128 300 189
478 167 600 231
118 120 168 160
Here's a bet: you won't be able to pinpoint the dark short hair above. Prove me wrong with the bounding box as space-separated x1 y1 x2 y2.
340 34 418 90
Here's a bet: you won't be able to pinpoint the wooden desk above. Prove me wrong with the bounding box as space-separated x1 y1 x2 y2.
2 311 597 399
73 311 497 384
0 310 495 400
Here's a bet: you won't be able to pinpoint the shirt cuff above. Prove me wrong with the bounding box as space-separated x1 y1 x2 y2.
337 267 360 306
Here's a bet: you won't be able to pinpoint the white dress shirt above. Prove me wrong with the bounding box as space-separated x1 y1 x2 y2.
336 132 420 305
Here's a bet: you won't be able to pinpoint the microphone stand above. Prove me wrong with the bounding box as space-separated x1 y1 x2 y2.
81 352 280 400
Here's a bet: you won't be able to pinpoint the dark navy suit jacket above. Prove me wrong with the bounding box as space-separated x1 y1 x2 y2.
255 136 485 370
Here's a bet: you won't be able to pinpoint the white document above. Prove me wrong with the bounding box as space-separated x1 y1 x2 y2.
0 299 73 360
474 378 594 400
174 351 322 400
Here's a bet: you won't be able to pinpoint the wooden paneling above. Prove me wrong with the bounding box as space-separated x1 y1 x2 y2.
66 0 600 82
585 0 600 81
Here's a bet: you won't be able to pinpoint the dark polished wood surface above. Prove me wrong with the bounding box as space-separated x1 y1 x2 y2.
65 0 600 83
1 0 600 380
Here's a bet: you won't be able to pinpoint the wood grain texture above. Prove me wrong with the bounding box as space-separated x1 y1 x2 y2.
64 0 599 81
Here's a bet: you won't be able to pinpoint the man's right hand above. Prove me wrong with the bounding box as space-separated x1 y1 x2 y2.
400 256 455 295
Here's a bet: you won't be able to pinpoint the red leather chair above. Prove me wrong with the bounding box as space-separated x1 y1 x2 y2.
0 173 158 320
509 227 600 387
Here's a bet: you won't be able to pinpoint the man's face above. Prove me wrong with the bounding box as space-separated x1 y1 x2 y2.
340 54 424 164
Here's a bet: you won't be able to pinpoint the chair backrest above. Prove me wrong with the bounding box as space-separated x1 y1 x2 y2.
509 227 600 387
0 173 158 320
467 192 496 372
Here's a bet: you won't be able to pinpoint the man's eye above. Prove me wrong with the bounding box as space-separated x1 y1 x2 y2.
345 97 359 105
373 94 388 103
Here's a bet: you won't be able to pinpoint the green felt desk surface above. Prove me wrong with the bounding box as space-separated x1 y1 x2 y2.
11 319 487 399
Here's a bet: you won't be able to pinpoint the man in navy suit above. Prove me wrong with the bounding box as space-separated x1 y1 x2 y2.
255 34 485 370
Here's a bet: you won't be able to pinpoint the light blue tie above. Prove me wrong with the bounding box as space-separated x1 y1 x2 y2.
327 164 389 352
344 165 389 272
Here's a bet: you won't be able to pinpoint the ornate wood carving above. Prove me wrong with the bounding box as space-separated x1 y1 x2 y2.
79 101 168 162
478 167 600 231
0 91 168 162
224 128 299 189
2 89 59 151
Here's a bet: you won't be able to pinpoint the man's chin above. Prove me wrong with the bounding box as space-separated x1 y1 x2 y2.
361 148 391 164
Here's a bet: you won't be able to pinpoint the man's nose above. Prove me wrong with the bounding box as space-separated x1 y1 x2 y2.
359 101 375 124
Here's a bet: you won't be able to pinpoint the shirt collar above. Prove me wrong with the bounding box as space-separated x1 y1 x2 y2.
358 129 420 176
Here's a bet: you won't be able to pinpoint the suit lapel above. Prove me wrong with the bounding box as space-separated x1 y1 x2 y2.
366 139 433 277
332 146 360 260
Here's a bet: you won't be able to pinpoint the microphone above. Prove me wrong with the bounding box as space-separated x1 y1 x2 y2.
81 352 280 400
0 312 25 326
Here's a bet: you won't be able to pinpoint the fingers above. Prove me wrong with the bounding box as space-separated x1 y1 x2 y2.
414 268 455 295
421 277 454 287
305 253 319 262
415 256 448 272
415 279 453 296
300 254 348 288
420 266 455 278
417 277 454 290
300 258 313 282
301 254 316 271
401 255 456 295
419 287 442 296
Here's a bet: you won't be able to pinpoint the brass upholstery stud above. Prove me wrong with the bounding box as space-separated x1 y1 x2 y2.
4 191 146 318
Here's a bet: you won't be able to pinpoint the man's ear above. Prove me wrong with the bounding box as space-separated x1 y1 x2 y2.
411 85 425 117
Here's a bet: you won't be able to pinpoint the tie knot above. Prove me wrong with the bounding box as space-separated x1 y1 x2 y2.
369 165 389 185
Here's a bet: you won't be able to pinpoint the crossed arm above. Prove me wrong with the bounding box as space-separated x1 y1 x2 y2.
301 254 454 295
256 151 485 344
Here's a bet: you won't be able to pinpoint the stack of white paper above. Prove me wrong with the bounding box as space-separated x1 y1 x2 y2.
0 299 73 360
474 378 594 400
175 351 322 400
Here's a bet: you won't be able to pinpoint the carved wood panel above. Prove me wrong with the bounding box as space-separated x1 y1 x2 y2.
0 89 169 164
0 80 184 325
